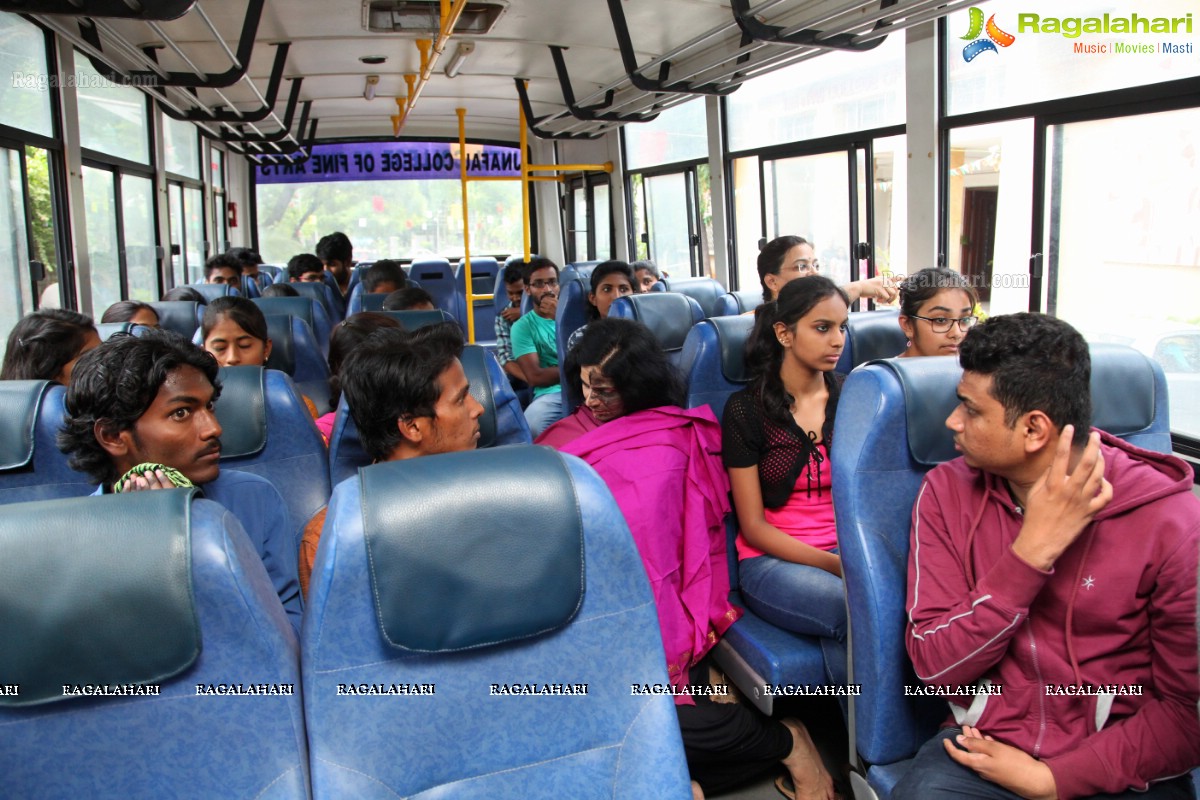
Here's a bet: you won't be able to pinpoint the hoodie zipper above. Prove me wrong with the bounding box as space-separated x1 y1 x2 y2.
1007 498 1049 759
1027 624 1048 758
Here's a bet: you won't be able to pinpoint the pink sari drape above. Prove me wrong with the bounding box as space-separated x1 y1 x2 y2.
556 406 741 700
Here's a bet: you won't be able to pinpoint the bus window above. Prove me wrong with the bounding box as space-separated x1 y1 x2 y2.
1045 106 1200 439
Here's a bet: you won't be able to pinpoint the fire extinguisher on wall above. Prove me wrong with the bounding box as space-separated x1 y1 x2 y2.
228 202 238 228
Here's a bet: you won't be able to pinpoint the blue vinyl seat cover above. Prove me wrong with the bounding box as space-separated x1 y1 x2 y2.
0 489 309 798
0 382 95 504
302 446 691 799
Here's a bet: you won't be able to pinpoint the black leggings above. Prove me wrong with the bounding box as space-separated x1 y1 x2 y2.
676 687 792 793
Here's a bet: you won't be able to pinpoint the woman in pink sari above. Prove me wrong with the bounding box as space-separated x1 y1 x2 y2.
537 319 837 800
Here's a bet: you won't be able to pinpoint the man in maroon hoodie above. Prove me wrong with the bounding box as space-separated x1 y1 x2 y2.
896 313 1199 800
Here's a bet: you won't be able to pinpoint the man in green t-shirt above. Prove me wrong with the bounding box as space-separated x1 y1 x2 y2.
510 256 563 437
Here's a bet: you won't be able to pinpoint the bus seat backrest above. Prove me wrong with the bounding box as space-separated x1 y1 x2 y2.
320 271 348 318
0 490 309 797
253 296 333 359
565 261 599 282
1089 343 1171 452
0 382 93 504
188 283 238 302
409 258 461 325
833 357 960 772
456 256 499 342
149 301 201 339
326 345 530 485
835 309 906 374
214 366 330 557
679 314 755 423
264 315 331 414
556 278 592 414
377 308 456 330
716 290 762 317
240 275 263 298
96 322 131 340
290 280 343 325
345 282 364 315
348 262 371 294
608 292 704 366
663 276 727 318
832 344 1173 780
303 447 690 799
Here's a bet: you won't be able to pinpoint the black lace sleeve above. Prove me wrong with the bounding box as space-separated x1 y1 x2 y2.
721 389 763 470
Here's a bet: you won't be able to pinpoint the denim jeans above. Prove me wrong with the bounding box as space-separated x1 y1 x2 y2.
738 554 847 688
524 390 564 439
894 728 1197 800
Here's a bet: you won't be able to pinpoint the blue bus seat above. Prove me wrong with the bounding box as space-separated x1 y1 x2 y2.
377 308 458 331
187 282 239 302
677 316 827 714
303 447 690 800
149 300 202 339
0 381 94 504
262 315 331 415
408 258 462 326
253 295 334 359
350 280 423 315
608 292 704 368
320 271 348 319
716 290 762 317
833 345 1173 798
345 282 365 315
290 280 343 325
214 366 330 560
96 322 131 340
556 277 593 414
327 344 530 485
835 309 906 374
347 262 373 294
679 315 754 423
240 274 264 298
662 276 727 318
0 489 308 798
457 256 500 345
565 260 600 281
260 264 283 281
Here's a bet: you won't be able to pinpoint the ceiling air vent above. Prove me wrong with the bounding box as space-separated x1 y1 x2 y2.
362 1 506 35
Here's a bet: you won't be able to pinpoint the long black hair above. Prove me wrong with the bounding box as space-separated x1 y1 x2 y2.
564 318 685 416
1 309 97 382
745 275 848 429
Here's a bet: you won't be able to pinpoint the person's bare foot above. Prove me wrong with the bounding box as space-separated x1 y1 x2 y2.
691 780 705 800
779 718 837 800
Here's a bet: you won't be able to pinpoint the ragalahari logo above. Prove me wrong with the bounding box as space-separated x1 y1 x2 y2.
962 7 1016 61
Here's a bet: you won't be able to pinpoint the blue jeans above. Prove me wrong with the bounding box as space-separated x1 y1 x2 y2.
894 729 1197 800
738 554 847 688
524 390 564 439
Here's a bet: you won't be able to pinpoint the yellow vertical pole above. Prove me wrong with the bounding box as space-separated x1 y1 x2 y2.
457 107 475 343
519 81 530 262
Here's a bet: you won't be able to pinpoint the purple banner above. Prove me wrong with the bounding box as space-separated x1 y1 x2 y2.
255 141 522 184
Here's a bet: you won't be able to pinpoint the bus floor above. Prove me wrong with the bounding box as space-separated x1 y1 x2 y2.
709 695 850 800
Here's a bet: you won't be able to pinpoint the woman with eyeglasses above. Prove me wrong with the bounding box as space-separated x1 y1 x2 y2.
897 268 980 358
757 234 899 306
537 319 836 799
